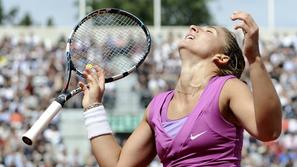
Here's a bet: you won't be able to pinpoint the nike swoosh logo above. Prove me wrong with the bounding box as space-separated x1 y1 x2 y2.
190 131 207 140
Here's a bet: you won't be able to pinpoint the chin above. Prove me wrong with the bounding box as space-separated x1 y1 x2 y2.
177 39 185 47
177 40 189 51
178 45 186 55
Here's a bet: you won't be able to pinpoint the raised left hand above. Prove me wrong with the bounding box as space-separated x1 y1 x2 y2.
231 11 260 63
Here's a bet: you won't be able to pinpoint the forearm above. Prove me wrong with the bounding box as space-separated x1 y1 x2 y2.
83 105 121 166
248 56 282 140
91 135 122 167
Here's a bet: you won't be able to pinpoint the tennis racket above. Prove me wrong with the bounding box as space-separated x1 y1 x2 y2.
22 8 151 145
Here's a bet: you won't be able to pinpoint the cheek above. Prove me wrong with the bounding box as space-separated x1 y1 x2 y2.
192 40 215 56
200 38 224 55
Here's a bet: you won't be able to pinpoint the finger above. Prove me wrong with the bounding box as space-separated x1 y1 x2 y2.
83 70 98 86
78 81 89 93
83 70 97 86
234 22 249 35
93 65 102 74
78 82 85 90
86 67 99 80
231 11 255 27
232 11 259 30
94 65 105 86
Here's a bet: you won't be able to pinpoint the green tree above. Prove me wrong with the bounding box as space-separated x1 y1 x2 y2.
5 7 19 25
161 0 212 25
46 17 54 26
85 0 153 25
18 13 33 26
0 0 4 24
0 0 20 25
84 0 212 25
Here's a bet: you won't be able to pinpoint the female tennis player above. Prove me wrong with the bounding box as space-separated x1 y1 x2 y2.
79 11 282 167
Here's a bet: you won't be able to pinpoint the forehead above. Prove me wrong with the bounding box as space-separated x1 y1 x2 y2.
200 26 228 38
206 26 228 34
206 26 229 49
205 26 228 41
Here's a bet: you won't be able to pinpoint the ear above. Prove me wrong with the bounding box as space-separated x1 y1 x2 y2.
212 54 230 66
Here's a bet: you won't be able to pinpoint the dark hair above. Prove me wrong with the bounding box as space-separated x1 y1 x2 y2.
218 27 245 78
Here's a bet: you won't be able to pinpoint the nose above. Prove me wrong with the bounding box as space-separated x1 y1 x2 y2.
190 25 199 33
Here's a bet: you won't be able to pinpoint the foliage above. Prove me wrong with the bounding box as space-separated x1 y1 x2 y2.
0 0 3 24
46 17 54 27
18 13 33 26
5 7 19 25
0 0 34 26
85 0 212 25
161 0 212 25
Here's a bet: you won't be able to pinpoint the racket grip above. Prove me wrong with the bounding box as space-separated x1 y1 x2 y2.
22 101 62 145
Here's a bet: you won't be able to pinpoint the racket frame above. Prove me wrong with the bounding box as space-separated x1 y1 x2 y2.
21 8 151 146
66 8 152 83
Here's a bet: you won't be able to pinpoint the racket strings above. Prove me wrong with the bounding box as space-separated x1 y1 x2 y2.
70 12 149 78
81 14 138 57
91 14 142 61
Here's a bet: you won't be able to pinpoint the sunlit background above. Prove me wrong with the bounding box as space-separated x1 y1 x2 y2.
0 0 296 166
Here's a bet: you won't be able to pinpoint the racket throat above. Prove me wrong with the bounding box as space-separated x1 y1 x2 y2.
55 93 70 106
56 87 82 106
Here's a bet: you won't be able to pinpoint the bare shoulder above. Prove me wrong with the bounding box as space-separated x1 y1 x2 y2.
224 77 248 88
222 78 251 98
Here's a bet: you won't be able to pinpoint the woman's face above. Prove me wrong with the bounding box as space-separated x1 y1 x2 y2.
178 25 227 59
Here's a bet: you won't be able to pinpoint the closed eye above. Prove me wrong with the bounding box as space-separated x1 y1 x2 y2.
206 29 213 34
208 26 218 35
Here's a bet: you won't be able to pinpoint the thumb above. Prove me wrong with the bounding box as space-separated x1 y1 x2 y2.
79 82 89 94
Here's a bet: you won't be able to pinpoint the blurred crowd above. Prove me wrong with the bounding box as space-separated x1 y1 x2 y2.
0 29 296 166
0 34 97 166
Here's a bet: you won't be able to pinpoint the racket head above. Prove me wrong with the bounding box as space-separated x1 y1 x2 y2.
65 8 151 83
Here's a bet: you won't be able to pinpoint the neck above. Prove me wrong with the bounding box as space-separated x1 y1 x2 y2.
175 59 217 96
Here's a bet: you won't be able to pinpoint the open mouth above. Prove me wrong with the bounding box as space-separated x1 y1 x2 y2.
185 34 195 40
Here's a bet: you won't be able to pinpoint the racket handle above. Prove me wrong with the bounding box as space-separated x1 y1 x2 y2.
22 101 62 145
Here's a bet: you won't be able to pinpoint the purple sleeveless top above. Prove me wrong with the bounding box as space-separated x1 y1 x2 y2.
148 75 243 167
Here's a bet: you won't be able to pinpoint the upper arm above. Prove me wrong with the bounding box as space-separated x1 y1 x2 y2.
222 79 258 137
117 107 156 167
